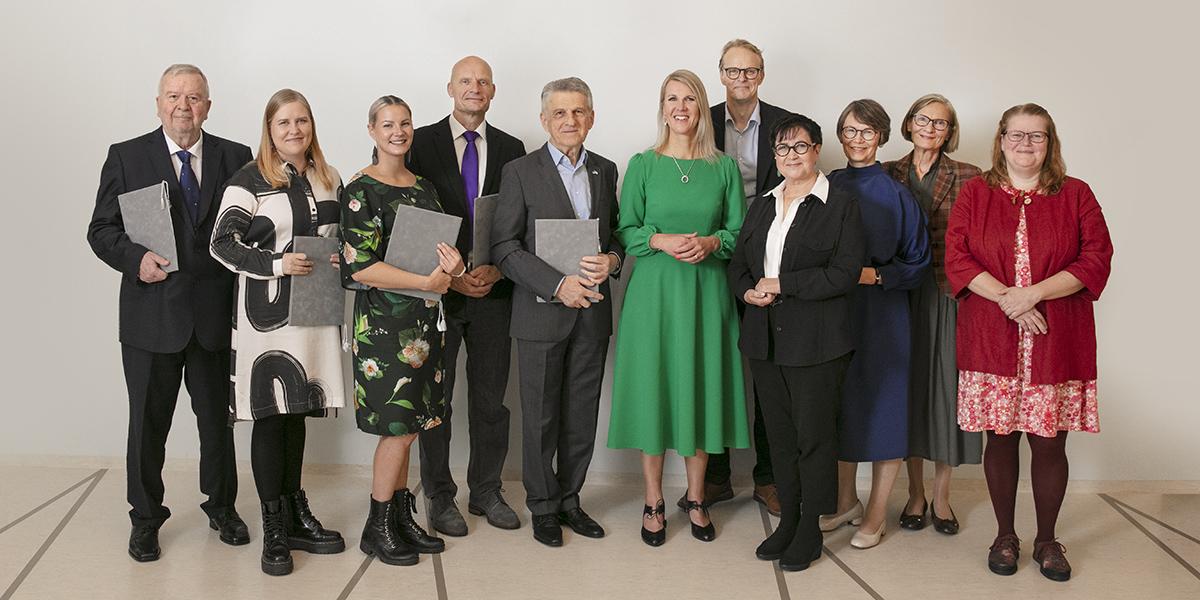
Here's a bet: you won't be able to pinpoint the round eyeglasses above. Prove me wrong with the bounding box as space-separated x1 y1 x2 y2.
1003 130 1049 144
773 141 813 157
722 66 762 80
841 126 878 142
912 114 951 131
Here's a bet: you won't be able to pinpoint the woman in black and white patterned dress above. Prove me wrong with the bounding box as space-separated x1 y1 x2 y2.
210 88 345 576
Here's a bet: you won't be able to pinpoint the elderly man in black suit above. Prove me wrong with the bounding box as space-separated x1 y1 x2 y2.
693 39 801 517
87 64 253 562
407 56 527 536
491 77 623 547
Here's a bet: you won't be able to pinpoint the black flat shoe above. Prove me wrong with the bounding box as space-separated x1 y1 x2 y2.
641 500 666 547
898 499 928 530
931 503 960 535
128 524 161 562
209 508 250 546
755 522 796 561
532 513 563 547
684 500 715 542
780 544 823 572
559 507 605 539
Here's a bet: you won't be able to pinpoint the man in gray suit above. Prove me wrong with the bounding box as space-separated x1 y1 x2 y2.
491 77 624 547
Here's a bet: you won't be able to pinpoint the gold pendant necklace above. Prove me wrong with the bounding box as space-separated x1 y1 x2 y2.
671 156 695 184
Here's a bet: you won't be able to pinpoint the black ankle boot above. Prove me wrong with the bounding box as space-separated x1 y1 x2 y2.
261 500 293 576
393 489 445 554
756 519 797 561
360 496 418 566
282 489 345 554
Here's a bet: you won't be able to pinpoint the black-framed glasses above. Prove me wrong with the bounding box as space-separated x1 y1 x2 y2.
1003 130 1049 144
722 66 762 80
912 113 951 131
840 126 878 142
773 141 814 157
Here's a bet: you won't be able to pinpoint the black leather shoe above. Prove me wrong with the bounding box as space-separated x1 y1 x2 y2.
755 521 797 561
898 499 928 531
208 508 250 546
360 496 418 566
282 489 345 554
260 500 293 576
931 503 960 535
393 489 445 554
641 501 666 547
684 500 716 542
467 490 520 530
558 507 605 539
128 524 161 562
676 480 734 511
780 543 823 572
532 513 563 547
428 496 468 537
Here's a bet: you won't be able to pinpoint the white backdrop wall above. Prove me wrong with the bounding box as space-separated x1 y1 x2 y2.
1 0 1196 481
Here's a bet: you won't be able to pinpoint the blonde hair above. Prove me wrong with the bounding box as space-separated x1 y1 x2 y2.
653 70 720 161
900 93 961 153
367 95 411 164
718 39 764 69
982 103 1067 195
255 89 336 190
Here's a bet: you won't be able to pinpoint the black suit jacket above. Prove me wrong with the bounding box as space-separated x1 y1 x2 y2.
491 144 624 343
728 180 866 367
711 100 796 196
88 127 252 353
408 116 527 309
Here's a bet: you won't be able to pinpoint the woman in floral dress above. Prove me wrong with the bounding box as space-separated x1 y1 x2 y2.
945 103 1113 582
341 96 465 566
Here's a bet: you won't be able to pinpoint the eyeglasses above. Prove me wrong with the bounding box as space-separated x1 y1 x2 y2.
1003 130 1049 144
722 66 762 80
773 141 814 157
912 114 951 131
840 126 878 142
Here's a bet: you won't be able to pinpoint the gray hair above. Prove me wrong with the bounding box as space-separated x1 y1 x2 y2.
540 77 593 113
159 63 209 98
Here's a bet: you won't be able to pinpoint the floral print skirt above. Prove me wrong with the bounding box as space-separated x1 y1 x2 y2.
957 204 1099 438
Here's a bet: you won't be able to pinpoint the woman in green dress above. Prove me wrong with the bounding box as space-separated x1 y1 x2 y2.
341 96 464 566
608 69 749 546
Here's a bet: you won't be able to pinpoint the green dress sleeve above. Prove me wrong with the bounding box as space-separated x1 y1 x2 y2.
711 156 746 260
339 180 385 288
615 152 660 257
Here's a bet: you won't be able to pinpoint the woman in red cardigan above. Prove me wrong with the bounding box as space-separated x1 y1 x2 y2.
945 103 1112 583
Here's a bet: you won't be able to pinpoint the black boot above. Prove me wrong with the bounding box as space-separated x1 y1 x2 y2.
360 496 418 566
756 518 797 561
393 489 445 554
260 500 293 576
283 489 345 554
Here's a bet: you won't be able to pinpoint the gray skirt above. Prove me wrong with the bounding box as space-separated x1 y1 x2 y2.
907 271 982 466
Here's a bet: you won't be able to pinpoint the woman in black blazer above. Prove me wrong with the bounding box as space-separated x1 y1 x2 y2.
728 113 865 571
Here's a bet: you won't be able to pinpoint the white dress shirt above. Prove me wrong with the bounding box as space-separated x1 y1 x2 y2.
763 172 829 278
163 130 204 186
448 116 487 188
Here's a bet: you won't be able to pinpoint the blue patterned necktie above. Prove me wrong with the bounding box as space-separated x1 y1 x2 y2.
176 150 201 225
461 130 480 221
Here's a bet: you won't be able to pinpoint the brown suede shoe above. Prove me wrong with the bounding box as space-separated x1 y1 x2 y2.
1033 540 1071 582
987 533 1021 576
753 484 782 517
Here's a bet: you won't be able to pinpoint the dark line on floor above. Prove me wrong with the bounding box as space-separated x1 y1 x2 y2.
1104 495 1200 546
822 546 885 600
419 485 448 600
1099 494 1200 581
757 504 791 600
0 469 105 536
1 469 106 600
335 555 375 600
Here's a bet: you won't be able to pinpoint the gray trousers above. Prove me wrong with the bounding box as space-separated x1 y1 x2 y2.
517 333 608 516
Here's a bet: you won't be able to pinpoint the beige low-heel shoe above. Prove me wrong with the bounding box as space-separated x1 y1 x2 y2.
850 520 886 549
818 501 864 532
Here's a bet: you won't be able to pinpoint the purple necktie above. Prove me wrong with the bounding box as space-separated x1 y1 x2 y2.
461 130 480 221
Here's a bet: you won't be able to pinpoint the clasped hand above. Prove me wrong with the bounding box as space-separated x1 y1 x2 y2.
997 286 1047 335
744 277 780 306
450 264 501 298
556 275 604 309
424 243 464 295
653 232 718 264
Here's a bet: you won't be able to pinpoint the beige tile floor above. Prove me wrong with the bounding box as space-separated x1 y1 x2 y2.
1 465 1198 599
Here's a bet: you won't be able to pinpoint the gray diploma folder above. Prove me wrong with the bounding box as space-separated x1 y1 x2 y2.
382 204 463 301
470 193 499 268
117 181 179 273
534 219 600 303
289 236 345 326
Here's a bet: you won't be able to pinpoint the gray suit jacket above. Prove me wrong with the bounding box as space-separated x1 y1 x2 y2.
492 144 624 342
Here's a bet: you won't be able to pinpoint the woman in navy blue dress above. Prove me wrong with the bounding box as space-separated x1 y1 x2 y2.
819 100 930 549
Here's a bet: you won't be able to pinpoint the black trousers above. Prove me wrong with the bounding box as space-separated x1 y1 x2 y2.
705 388 774 486
418 295 512 503
121 336 237 527
750 353 851 550
250 414 307 502
516 333 607 516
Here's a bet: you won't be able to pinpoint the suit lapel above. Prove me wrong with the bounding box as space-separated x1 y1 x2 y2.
535 145 577 219
433 119 467 213
930 155 957 215
586 160 603 222
198 133 223 225
754 102 774 194
710 104 726 152
482 127 502 195
145 129 191 228
892 152 915 187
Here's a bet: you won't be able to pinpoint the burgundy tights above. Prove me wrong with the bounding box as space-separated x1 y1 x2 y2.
983 431 1069 543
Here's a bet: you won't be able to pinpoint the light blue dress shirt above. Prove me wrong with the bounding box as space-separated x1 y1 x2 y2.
547 143 591 219
725 102 761 199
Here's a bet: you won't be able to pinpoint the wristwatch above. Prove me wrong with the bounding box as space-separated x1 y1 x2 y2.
873 269 882 286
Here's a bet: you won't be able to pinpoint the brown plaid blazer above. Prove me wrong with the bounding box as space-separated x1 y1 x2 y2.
883 152 982 296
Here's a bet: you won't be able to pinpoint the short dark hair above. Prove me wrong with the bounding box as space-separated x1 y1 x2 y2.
837 99 891 146
770 113 822 147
